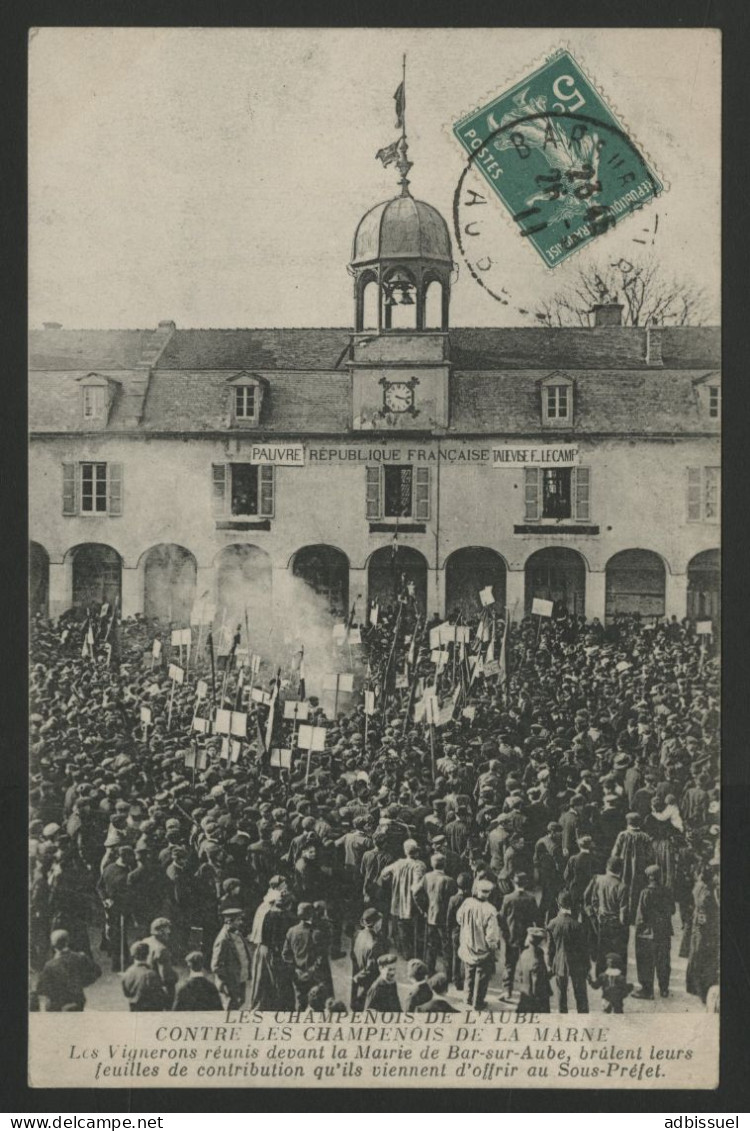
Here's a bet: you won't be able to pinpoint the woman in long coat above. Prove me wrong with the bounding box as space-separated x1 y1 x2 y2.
248 891 294 1010
686 867 719 1003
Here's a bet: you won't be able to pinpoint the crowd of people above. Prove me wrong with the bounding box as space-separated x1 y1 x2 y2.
29 587 720 1015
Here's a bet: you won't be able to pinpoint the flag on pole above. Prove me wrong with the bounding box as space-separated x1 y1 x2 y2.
394 81 405 129
498 615 508 687
376 140 400 166
264 669 282 753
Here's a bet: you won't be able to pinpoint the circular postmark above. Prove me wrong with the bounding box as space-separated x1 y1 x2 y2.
452 109 662 311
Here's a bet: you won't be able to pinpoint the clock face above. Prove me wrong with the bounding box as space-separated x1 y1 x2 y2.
383 380 416 413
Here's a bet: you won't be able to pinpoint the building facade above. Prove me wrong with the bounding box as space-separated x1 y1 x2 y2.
29 183 720 628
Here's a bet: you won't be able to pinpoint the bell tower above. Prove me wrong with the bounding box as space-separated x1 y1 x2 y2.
348 93 454 431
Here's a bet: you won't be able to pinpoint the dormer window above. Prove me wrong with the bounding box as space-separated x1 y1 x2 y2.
693 373 720 421
708 385 720 419
541 373 574 427
77 373 115 425
227 373 266 426
234 385 256 420
82 386 107 419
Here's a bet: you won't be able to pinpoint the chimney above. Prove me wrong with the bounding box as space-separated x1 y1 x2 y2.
590 303 623 328
645 324 663 367
43 321 62 330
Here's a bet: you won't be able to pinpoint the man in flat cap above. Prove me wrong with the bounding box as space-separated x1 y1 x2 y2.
379 839 427 961
36 930 101 1012
282 902 330 1009
350 907 387 1010
584 857 629 976
533 821 566 923
515 927 552 1014
633 864 673 999
498 871 540 999
212 906 254 1009
612 812 655 925
456 877 501 1009
547 891 589 1012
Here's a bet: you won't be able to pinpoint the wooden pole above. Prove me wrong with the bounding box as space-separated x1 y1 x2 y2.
333 674 340 721
167 678 176 730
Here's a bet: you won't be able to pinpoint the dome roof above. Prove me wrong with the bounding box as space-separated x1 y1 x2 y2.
352 194 452 266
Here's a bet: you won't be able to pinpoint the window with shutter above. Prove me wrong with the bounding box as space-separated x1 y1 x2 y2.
108 463 123 516
704 467 720 522
259 465 275 517
414 466 430 520
574 466 590 521
524 468 540 520
212 464 228 517
62 463 77 515
687 468 702 522
366 466 382 519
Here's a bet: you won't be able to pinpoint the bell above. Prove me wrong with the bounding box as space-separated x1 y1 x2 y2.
399 287 415 305
384 292 398 307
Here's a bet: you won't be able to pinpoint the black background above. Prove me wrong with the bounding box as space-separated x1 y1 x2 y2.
2 0 748 1114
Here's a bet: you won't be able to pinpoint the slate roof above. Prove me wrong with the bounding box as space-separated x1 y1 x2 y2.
142 371 351 433
155 328 354 371
28 324 720 436
28 329 160 371
448 370 719 435
448 326 720 370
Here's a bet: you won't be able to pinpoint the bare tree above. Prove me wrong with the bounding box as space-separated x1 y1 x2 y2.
535 257 714 327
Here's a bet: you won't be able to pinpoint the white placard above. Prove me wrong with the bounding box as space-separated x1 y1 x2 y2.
192 716 209 734
230 711 247 738
168 663 185 683
148 682 161 696
348 627 362 645
284 700 310 721
479 586 495 607
230 740 242 763
369 604 379 626
332 623 347 643
215 708 231 735
364 690 376 716
152 639 162 658
531 598 554 618
297 724 327 751
139 707 151 724
462 706 477 721
184 748 196 769
492 444 580 467
195 680 208 700
219 737 230 760
456 626 471 644
270 747 292 770
171 629 182 647
695 621 713 635
429 627 440 651
438 622 456 645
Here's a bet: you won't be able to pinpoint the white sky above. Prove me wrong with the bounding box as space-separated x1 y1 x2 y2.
28 27 720 329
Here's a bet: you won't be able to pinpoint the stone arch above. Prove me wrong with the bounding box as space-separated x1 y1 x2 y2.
605 549 666 622
291 544 350 618
215 544 272 639
687 548 720 623
423 278 444 330
383 266 418 330
30 541 50 619
524 547 586 616
367 544 428 611
69 543 122 611
140 543 197 624
444 547 507 617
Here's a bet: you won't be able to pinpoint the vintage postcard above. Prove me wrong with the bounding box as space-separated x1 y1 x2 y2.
28 27 720 1089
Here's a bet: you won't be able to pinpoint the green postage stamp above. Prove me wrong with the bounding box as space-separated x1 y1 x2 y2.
453 49 663 267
